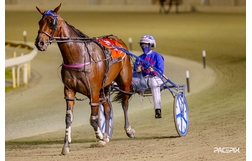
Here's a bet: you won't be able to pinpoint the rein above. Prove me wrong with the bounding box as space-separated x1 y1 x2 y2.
39 11 132 101
49 37 94 43
37 9 135 107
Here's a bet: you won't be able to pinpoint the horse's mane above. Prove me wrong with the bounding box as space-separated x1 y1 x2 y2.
65 21 89 38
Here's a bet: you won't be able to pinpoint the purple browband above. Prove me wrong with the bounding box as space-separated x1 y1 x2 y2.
63 62 90 68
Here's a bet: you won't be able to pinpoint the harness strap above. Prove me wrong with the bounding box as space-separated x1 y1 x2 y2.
90 102 100 106
63 62 90 68
64 96 75 101
109 57 122 66
64 96 86 101
89 94 110 106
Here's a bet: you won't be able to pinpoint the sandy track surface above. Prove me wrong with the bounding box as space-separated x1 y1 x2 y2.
6 43 243 161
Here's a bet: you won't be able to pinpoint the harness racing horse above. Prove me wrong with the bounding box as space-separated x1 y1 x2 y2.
35 4 135 155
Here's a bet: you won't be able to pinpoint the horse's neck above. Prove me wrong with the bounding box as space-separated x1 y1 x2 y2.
63 20 89 38
57 22 85 65
59 21 79 38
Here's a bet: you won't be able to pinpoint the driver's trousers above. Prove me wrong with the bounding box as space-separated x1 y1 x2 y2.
144 75 163 109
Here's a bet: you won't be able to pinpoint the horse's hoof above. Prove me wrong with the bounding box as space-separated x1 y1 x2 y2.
103 137 110 143
99 140 106 146
61 147 70 155
90 140 106 148
103 133 110 143
127 129 136 138
125 126 136 138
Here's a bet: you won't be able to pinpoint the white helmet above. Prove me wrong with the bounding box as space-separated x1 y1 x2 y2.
139 34 156 49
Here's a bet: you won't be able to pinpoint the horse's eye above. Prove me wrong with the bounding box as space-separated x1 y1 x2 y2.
49 18 57 29
50 19 55 25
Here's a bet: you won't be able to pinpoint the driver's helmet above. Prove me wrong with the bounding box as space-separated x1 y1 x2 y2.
139 34 156 50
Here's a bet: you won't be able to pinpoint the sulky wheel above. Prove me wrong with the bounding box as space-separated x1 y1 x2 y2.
173 93 189 137
98 104 114 138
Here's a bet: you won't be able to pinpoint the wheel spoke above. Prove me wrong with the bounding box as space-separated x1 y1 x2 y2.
175 112 182 118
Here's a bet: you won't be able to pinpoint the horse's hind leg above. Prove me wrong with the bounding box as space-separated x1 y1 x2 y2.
101 94 112 143
118 56 135 138
61 87 75 155
121 92 136 138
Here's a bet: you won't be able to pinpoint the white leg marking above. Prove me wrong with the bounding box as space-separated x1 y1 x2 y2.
66 127 71 143
66 110 73 122
95 127 103 140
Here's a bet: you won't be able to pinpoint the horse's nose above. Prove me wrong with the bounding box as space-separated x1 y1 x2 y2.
35 33 49 51
35 34 45 47
35 40 46 51
39 41 45 47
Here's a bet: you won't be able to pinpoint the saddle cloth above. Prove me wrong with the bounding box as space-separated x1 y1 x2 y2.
97 37 125 59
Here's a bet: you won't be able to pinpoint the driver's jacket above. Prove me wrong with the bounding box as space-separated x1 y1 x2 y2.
134 51 164 77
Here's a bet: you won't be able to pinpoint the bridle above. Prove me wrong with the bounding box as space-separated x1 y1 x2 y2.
36 10 111 68
38 10 58 44
38 11 92 44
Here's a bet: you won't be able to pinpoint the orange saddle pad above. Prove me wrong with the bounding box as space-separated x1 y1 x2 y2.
97 38 125 59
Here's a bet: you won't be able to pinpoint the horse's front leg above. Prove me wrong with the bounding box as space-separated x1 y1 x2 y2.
89 94 105 144
61 88 76 155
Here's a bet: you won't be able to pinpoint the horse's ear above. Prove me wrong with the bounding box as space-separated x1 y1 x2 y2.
36 6 44 15
53 3 62 14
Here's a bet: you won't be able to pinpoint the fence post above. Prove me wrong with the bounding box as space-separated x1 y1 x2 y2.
27 61 31 78
23 63 28 85
23 30 27 43
128 37 132 51
202 50 206 69
186 70 190 93
17 65 22 87
13 51 16 58
12 67 16 88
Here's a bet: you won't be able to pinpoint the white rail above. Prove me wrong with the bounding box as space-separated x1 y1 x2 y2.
5 41 38 88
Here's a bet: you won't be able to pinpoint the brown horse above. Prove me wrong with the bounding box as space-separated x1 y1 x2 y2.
159 0 180 14
35 4 135 155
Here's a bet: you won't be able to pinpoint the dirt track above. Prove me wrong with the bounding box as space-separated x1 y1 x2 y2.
6 44 245 161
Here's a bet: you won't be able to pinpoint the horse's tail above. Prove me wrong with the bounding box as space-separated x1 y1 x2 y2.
112 92 123 103
112 90 133 103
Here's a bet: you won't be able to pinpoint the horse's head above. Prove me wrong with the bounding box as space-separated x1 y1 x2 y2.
35 3 62 51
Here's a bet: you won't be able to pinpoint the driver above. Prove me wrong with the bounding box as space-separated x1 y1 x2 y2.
134 34 164 119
